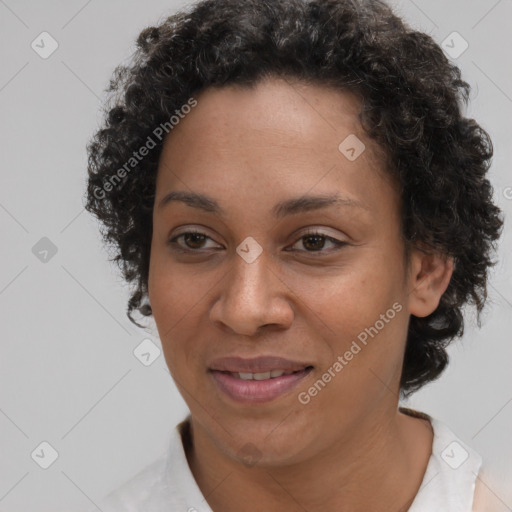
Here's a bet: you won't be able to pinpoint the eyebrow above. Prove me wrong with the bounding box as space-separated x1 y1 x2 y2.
157 190 369 218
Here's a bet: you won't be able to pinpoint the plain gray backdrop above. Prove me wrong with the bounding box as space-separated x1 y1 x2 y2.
1 0 511 510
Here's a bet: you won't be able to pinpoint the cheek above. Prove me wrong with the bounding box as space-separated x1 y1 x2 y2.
148 272 200 379
147 248 226 374
284 253 408 385
147 251 199 347
285 256 403 334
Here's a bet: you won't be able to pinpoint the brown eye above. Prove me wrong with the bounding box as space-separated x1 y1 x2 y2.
302 234 327 251
181 233 207 249
289 231 347 253
168 231 220 251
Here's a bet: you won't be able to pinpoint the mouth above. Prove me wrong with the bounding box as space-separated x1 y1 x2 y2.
208 355 313 374
209 365 314 404
215 368 313 380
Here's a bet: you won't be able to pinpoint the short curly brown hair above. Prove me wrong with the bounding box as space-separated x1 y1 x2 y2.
84 0 503 396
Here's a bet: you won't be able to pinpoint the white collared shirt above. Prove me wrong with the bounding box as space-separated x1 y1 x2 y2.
93 410 483 511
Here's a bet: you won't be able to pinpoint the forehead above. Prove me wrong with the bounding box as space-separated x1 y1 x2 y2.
155 77 396 215
167 77 366 150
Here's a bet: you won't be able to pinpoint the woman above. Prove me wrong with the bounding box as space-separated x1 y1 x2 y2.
85 0 504 509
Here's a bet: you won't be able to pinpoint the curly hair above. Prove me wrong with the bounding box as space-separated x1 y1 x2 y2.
84 0 503 395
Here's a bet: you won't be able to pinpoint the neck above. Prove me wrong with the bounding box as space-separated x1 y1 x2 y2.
185 407 433 512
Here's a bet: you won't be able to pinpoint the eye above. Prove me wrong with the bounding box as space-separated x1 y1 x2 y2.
168 229 347 254
168 230 221 251
287 230 347 253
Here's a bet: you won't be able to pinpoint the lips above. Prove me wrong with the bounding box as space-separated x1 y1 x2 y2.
230 369 301 380
210 367 313 403
208 355 313 374
207 356 314 403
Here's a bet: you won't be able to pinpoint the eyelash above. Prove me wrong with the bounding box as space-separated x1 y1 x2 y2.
167 229 347 254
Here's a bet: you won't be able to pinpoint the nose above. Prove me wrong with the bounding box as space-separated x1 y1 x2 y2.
209 249 294 336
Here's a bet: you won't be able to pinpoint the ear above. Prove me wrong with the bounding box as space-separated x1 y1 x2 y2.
407 248 454 318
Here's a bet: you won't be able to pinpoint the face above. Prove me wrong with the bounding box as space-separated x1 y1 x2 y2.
148 77 417 466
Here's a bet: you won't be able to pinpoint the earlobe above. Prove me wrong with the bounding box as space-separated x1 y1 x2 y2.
407 249 454 318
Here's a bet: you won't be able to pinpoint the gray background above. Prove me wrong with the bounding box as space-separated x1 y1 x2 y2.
0 0 511 510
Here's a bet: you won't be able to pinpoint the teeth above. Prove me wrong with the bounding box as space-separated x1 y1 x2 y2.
236 370 294 380
253 372 271 380
238 372 257 380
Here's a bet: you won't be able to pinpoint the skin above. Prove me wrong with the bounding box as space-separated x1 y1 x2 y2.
148 76 454 511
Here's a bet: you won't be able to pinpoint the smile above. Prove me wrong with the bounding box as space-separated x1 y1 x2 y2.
227 369 305 380
210 366 313 403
